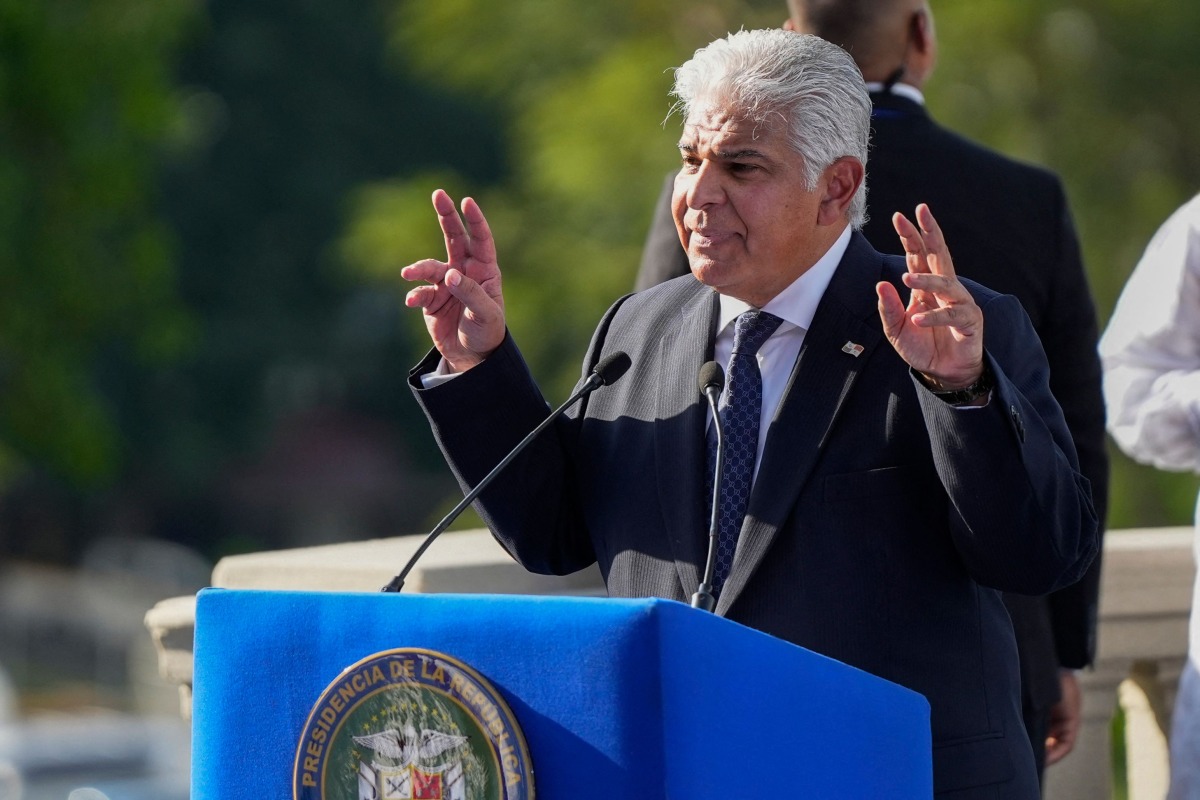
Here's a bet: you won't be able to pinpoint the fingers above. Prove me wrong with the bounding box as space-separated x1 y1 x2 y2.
404 281 444 311
1045 673 1082 766
432 190 498 275
402 266 464 308
893 204 975 334
445 267 503 328
1044 739 1072 766
876 281 907 338
902 271 969 309
1044 725 1077 766
432 189 470 266
905 302 972 330
405 189 500 300
459 196 497 267
402 188 506 371
892 204 955 277
900 273 981 336
902 271 957 292
915 204 954 277
401 257 451 286
891 211 926 272
405 266 502 327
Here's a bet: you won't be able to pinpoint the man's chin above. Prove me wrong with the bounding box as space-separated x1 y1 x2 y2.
686 254 721 283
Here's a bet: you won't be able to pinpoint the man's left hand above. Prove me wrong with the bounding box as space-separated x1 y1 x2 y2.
877 204 985 390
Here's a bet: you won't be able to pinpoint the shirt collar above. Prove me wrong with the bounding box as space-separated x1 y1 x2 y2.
864 81 925 106
715 225 853 335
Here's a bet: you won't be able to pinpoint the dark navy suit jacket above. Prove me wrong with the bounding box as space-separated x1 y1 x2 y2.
635 91 1109 725
412 232 1098 797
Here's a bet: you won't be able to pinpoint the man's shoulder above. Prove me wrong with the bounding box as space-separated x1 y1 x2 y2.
609 273 709 330
865 112 1076 284
891 113 1064 192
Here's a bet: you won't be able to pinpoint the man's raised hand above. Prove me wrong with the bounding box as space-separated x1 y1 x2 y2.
401 189 507 373
876 203 985 390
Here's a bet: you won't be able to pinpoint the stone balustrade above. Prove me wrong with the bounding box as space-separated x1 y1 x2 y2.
145 525 1194 798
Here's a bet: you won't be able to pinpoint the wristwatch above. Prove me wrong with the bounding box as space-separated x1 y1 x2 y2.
922 364 994 406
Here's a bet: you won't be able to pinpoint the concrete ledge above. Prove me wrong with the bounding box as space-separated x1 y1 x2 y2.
142 594 197 720
1094 527 1192 662
210 528 604 595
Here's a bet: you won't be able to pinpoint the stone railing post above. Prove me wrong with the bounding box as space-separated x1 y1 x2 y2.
1044 527 1192 800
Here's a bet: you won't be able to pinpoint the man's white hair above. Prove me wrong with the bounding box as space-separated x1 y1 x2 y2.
671 29 871 228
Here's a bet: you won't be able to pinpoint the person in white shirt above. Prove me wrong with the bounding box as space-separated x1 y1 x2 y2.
1100 192 1200 798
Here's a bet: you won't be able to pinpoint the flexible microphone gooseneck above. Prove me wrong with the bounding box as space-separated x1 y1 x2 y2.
381 350 633 593
690 360 725 612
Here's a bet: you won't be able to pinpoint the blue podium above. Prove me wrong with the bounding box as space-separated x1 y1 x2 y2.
192 589 931 798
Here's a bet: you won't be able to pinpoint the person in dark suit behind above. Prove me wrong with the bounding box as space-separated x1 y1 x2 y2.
403 29 1098 797
636 0 1108 782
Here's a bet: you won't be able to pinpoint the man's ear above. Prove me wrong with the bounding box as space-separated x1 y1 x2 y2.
911 9 933 55
782 17 796 31
907 6 938 84
818 157 864 225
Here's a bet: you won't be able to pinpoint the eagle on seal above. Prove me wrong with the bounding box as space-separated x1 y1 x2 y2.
353 724 467 767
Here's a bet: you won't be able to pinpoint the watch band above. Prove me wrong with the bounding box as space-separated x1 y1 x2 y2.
923 365 994 406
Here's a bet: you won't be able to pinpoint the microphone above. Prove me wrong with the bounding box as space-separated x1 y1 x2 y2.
691 360 725 612
382 350 633 593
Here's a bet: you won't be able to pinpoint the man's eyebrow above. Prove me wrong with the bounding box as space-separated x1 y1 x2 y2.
675 143 772 161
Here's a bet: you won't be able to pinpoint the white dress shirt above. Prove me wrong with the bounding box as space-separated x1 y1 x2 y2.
864 81 926 106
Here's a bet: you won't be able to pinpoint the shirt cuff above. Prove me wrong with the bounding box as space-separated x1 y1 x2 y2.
418 358 462 389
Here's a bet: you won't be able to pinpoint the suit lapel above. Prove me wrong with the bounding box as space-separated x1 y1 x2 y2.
655 288 719 599
716 234 887 614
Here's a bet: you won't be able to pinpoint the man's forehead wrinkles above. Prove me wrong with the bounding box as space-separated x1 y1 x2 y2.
682 126 762 146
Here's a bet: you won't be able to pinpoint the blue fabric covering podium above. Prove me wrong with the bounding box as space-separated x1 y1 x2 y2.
193 589 931 798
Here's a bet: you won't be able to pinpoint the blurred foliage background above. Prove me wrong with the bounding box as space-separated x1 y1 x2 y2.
1 0 1198 571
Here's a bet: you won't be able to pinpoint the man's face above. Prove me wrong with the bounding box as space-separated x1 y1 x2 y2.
672 105 834 307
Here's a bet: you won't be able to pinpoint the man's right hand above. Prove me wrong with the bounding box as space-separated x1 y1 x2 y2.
1045 669 1083 766
401 189 506 373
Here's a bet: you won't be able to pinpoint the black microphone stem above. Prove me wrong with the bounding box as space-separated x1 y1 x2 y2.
691 362 725 612
382 352 629 593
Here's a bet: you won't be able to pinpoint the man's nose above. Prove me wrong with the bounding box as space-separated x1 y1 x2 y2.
686 161 724 209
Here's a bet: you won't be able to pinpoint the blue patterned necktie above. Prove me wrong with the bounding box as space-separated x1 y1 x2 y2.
706 309 783 596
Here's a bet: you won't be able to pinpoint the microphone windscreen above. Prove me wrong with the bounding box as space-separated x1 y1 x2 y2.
594 351 632 386
698 360 725 394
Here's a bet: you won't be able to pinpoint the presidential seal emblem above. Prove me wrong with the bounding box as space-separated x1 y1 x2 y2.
293 649 534 800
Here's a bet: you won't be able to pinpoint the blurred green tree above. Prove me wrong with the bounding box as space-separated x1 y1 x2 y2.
0 0 196 489
138 0 511 555
0 0 511 560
